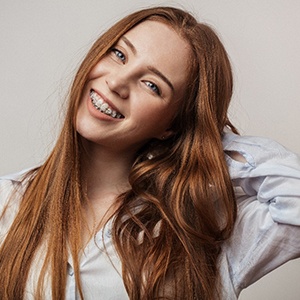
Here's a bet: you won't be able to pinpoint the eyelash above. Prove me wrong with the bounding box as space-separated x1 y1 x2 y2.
111 48 126 63
110 47 161 96
144 81 161 96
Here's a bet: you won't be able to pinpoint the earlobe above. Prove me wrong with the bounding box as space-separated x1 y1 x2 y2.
157 130 175 140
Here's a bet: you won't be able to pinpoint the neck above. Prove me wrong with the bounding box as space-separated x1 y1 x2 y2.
80 140 136 201
79 140 137 241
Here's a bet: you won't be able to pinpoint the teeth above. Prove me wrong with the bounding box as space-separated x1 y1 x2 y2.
105 108 112 115
90 90 123 119
96 99 103 107
111 111 117 118
100 103 108 112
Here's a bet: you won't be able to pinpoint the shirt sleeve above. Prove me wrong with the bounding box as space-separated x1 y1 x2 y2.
221 132 300 295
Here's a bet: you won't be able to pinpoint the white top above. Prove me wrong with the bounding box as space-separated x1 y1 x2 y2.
1 131 300 299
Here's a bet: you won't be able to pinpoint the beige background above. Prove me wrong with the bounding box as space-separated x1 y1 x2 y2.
1 0 299 298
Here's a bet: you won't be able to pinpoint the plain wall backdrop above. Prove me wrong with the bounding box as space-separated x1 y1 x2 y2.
1 0 299 299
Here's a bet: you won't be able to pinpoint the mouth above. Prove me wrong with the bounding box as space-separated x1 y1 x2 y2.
90 89 124 119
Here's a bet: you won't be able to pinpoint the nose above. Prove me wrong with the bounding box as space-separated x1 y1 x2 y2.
106 71 130 99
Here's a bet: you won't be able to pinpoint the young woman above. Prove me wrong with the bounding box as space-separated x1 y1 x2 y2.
0 6 299 300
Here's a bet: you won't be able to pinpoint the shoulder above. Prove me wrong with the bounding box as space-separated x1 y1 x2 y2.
0 168 30 194
0 169 33 244
0 168 35 212
0 171 22 202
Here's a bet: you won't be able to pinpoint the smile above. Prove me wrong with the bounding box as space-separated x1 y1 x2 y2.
90 89 124 119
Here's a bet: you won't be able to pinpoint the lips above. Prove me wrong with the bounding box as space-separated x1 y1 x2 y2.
90 89 124 119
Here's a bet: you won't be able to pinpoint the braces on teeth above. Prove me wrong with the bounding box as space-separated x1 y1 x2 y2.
90 90 123 119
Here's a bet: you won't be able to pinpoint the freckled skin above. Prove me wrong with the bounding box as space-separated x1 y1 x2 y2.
76 20 191 154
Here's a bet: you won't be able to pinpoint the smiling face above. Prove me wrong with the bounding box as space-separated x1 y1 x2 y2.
76 20 191 154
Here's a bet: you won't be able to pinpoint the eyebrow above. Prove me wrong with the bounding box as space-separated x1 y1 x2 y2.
147 66 174 92
121 36 175 92
121 36 137 55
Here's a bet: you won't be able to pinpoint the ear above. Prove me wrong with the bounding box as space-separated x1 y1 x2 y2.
155 129 175 141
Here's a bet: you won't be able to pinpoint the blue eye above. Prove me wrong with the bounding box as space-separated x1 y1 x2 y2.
111 48 126 63
145 81 161 96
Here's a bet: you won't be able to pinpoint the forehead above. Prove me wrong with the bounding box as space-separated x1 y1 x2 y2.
122 20 191 91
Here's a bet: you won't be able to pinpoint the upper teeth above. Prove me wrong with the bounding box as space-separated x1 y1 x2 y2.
90 90 123 119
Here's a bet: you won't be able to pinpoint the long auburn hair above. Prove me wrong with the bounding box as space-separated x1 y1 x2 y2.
0 6 237 300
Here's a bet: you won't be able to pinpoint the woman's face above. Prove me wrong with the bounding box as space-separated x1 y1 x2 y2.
76 20 191 154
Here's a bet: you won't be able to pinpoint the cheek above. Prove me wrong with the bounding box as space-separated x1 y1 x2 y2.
88 57 111 79
139 103 176 131
88 65 100 80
